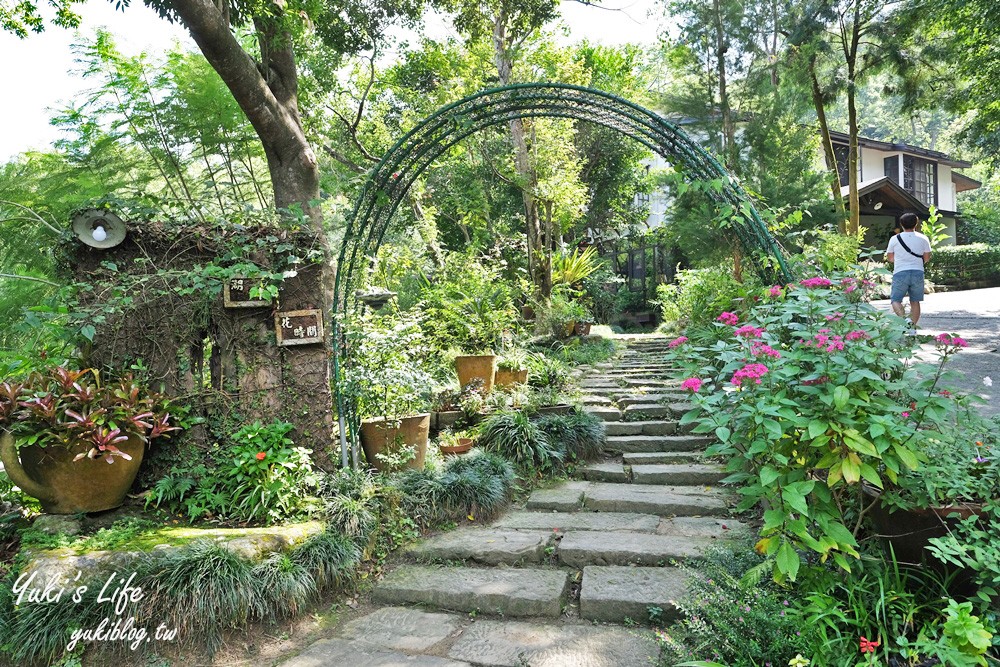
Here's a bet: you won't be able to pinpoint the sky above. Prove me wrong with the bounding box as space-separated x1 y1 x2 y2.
0 0 663 162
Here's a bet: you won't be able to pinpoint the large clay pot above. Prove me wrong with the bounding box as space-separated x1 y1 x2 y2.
495 369 528 388
359 414 430 472
575 322 593 336
0 431 145 514
454 355 497 393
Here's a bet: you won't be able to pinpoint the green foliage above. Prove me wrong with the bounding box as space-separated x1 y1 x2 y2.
656 263 761 327
552 336 619 366
318 468 412 560
534 410 606 462
148 420 319 524
927 501 1000 602
341 312 436 420
797 556 994 667
552 246 600 286
784 229 864 278
525 352 571 391
289 530 361 591
656 542 814 667
925 243 1000 286
668 270 972 581
19 517 159 554
535 289 592 337
394 451 516 525
478 411 563 471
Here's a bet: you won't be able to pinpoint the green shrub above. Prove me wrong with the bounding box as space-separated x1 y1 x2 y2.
289 530 360 591
656 262 761 327
148 420 319 525
925 243 1000 285
525 352 571 390
656 542 815 666
478 411 563 471
318 468 408 558
395 451 516 525
252 552 317 620
535 410 606 462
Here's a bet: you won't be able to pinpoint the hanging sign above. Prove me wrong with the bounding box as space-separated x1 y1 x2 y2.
275 309 324 346
224 278 271 308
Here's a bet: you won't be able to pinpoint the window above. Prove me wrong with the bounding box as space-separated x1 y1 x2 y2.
903 155 937 206
884 155 899 184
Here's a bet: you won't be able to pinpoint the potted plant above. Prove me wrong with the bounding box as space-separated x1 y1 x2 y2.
540 290 591 339
495 349 529 387
343 316 435 472
0 367 180 514
438 429 475 456
574 317 595 337
454 352 497 394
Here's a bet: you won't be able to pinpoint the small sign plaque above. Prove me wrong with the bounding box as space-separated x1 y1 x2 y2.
275 309 324 346
224 278 271 308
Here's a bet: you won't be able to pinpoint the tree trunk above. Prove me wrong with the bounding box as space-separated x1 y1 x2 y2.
809 56 847 231
168 0 321 229
845 7 862 236
713 0 736 170
491 11 549 298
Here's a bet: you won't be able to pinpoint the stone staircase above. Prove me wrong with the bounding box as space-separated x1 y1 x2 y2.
279 335 743 667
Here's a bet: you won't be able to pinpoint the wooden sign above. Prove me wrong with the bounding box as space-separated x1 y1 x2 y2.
275 309 324 346
224 278 271 308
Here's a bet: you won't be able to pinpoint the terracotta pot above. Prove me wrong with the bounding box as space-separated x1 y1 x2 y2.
864 484 983 566
439 438 474 457
575 322 593 336
0 432 145 514
495 368 528 387
454 355 497 393
359 414 430 472
521 305 535 321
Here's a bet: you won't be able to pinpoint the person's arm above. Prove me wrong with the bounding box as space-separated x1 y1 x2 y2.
887 252 896 263
923 251 931 264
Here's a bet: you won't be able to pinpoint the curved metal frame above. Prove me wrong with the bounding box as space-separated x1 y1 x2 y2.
331 82 792 467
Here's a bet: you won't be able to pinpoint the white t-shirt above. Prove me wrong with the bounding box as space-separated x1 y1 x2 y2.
887 231 931 273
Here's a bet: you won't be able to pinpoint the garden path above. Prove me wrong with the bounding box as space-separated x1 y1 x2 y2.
874 286 1000 416
277 335 743 667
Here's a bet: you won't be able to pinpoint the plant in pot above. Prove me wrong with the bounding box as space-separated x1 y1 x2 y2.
495 348 529 388
438 429 475 457
343 316 435 472
448 284 519 394
0 367 180 514
539 290 591 339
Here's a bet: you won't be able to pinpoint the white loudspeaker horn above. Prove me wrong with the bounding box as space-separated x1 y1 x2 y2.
72 209 127 249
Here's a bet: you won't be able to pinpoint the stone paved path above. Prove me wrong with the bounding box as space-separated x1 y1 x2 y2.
278 335 742 667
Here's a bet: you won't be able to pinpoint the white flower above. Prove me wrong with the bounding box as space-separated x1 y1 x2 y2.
985 377 993 387
282 270 298 279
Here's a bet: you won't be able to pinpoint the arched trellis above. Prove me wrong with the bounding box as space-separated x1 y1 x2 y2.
331 82 792 467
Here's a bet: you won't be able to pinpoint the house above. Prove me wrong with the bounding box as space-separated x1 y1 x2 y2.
640 128 983 248
828 130 982 248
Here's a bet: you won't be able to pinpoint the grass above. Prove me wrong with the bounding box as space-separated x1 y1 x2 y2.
535 409 606 462
394 451 516 525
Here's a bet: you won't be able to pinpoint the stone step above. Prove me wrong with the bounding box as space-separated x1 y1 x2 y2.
582 395 613 406
623 403 692 419
580 565 689 623
631 464 727 486
656 516 748 538
605 434 713 453
557 530 711 567
623 451 702 465
406 528 552 565
280 637 470 667
579 462 630 483
616 394 688 408
582 482 728 517
621 378 681 388
605 421 679 436
525 482 588 511
587 406 623 422
373 566 570 618
447 619 657 667
494 510 660 534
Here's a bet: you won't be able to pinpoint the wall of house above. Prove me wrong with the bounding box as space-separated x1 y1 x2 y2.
938 164 956 212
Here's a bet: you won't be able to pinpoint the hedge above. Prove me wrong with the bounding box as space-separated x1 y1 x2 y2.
926 243 1000 286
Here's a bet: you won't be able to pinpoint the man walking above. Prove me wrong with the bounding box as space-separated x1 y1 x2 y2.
886 212 932 330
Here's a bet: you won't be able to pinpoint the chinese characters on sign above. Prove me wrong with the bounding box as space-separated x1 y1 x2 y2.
223 278 271 308
275 309 324 346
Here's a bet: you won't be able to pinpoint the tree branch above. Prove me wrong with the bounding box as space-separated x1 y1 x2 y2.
0 273 60 287
322 144 367 173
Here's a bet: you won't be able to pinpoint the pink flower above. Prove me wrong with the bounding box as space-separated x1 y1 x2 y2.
681 377 703 393
799 277 833 288
768 285 783 298
731 363 769 387
668 336 688 349
844 284 857 294
751 341 781 359
717 312 739 326
902 411 910 418
825 339 845 353
935 333 951 344
939 390 952 397
825 312 844 322
935 333 969 348
846 330 870 341
734 325 765 339
953 337 968 347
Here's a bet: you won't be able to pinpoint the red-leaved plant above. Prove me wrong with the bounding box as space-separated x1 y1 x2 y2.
0 367 180 463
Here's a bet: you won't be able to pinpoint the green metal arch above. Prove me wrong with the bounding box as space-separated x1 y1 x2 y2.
331 82 791 466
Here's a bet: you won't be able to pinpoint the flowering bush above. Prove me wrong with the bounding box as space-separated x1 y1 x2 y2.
668 273 970 581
